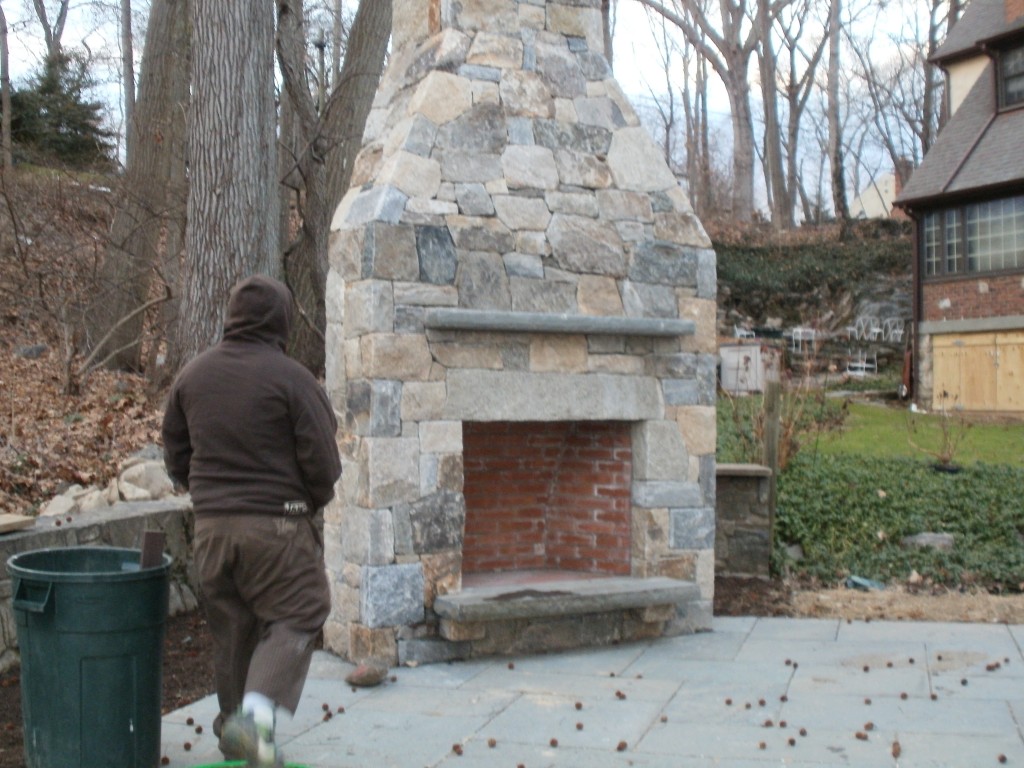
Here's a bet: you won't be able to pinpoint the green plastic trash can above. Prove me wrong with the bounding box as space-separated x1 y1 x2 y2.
8 546 172 768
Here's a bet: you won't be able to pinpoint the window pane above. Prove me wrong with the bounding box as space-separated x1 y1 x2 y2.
1002 47 1024 106
945 210 962 273
967 195 1024 272
924 212 941 276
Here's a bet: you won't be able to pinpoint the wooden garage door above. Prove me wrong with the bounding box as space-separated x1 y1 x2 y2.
932 332 1024 412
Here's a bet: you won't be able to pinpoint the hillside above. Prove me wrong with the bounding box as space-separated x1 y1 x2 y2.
0 170 914 516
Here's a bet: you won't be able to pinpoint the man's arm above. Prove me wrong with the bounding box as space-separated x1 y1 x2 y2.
161 388 193 490
293 382 342 509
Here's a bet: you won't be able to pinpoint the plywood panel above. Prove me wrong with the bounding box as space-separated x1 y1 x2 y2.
932 333 997 411
996 334 1024 411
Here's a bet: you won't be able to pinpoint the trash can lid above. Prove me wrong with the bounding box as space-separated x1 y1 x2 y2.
7 546 171 583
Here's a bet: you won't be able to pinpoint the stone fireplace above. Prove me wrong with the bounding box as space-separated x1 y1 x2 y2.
323 0 718 665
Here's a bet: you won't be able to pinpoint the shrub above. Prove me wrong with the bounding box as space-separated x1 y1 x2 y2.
774 454 1024 591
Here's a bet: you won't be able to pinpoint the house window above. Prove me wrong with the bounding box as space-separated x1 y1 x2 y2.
1001 46 1024 108
922 195 1024 277
967 197 1024 272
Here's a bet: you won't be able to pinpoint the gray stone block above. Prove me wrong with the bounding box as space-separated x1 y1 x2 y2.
628 241 698 286
395 491 466 554
697 247 717 299
621 281 677 318
342 508 396 566
361 563 425 628
534 119 612 155
345 186 409 227
458 63 501 82
633 481 703 509
398 638 471 665
670 506 716 549
416 225 458 284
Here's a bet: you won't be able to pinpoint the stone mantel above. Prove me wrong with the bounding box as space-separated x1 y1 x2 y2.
425 308 697 336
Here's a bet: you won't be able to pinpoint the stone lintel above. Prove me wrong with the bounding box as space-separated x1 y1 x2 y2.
426 308 695 337
433 576 697 622
716 463 772 478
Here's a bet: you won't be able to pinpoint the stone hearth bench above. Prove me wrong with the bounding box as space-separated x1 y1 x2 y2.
427 576 700 660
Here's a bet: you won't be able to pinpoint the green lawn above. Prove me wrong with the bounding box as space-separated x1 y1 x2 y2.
719 394 1024 588
811 401 1024 469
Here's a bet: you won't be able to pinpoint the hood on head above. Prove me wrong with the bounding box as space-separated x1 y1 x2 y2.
223 275 293 349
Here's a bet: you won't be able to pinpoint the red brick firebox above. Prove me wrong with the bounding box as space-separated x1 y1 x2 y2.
462 422 632 576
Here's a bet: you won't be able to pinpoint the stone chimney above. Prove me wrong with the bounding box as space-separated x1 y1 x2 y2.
325 0 717 666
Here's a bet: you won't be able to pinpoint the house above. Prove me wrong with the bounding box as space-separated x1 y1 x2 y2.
895 0 1024 412
850 159 913 220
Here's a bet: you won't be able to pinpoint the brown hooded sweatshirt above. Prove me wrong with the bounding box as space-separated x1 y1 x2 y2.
161 276 341 517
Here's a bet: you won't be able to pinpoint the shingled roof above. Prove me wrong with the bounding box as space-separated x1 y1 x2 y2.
933 0 1024 63
896 0 1024 208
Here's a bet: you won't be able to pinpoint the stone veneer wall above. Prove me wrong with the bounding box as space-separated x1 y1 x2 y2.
323 0 718 664
714 464 772 579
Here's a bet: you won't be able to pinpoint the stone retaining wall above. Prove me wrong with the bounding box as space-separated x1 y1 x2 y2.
0 499 197 674
715 464 773 579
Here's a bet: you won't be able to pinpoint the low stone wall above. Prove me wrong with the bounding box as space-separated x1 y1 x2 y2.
715 464 773 579
0 498 197 674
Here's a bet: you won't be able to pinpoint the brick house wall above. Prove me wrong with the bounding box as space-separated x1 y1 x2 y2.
922 274 1024 322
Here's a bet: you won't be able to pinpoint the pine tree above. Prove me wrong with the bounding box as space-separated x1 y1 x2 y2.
10 51 116 170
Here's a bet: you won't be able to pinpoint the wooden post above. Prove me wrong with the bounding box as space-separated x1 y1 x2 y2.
762 369 782 563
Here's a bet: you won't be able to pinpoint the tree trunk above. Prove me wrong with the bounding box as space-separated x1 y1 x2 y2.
121 0 136 151
826 0 849 233
277 0 391 375
0 3 11 170
31 0 69 60
88 0 190 373
175 0 278 369
757 1 792 229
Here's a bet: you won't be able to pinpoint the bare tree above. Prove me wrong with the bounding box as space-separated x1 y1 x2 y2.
174 0 279 369
756 0 792 228
775 0 827 224
636 0 768 222
88 0 190 375
276 0 391 374
30 0 70 59
826 0 849 229
120 0 135 146
0 2 11 170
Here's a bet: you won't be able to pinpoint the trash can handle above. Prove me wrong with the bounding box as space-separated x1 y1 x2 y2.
14 579 53 613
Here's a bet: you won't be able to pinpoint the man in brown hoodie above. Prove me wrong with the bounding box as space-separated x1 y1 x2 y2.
162 275 341 767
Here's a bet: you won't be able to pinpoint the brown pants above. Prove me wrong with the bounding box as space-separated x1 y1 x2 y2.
194 514 331 716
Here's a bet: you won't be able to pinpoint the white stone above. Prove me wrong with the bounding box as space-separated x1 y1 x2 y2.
546 190 599 217
467 32 523 68
501 145 559 189
419 421 463 454
493 195 553 230
345 281 395 338
546 5 604 52
633 420 689 481
407 71 473 125
119 461 174 500
40 493 77 517
499 70 554 118
377 151 442 200
401 381 449 421
607 127 679 192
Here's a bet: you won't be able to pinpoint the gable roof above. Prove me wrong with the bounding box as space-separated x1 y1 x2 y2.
933 0 1024 63
896 61 1024 207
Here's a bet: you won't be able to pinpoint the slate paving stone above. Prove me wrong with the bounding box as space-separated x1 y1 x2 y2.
158 617 1024 768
